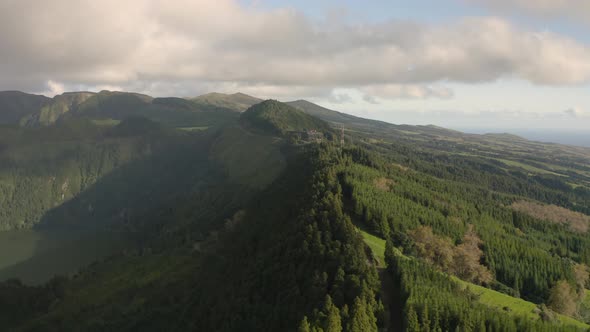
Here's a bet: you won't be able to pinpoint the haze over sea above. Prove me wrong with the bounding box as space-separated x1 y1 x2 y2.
457 128 590 148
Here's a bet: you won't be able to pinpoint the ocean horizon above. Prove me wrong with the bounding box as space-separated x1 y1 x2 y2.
456 128 590 148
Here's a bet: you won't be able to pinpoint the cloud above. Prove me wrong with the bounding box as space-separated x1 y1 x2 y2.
327 92 354 104
41 80 65 97
362 84 454 102
465 0 590 24
564 106 588 117
363 94 380 105
1 0 590 97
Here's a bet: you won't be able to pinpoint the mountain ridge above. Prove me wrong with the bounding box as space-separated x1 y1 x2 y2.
1 89 586 153
192 92 262 112
0 89 590 331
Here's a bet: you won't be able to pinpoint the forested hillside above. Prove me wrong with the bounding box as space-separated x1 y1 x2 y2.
0 94 589 331
0 91 50 125
192 92 261 112
241 100 331 136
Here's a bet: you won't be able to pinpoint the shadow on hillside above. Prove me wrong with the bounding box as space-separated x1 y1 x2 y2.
0 229 129 284
0 130 235 285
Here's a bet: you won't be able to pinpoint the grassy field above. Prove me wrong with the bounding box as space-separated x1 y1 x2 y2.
178 126 209 131
456 279 589 330
358 229 590 330
494 158 567 177
90 118 121 126
451 151 568 177
359 229 386 266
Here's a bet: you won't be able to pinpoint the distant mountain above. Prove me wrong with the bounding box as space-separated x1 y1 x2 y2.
151 97 199 111
286 99 375 125
241 100 331 136
286 99 462 137
20 91 96 126
0 91 50 125
193 92 262 112
482 132 528 141
14 90 239 129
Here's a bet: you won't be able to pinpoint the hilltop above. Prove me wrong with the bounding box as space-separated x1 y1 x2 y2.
192 92 261 112
240 99 331 136
0 91 50 125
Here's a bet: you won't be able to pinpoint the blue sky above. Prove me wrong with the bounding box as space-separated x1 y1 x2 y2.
1 0 590 130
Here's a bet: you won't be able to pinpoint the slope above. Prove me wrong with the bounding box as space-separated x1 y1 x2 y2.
287 99 389 128
17 90 239 129
0 117 185 231
290 99 590 213
1 91 590 332
192 92 261 112
3 135 383 332
241 99 331 136
19 92 95 126
0 91 50 125
360 228 589 330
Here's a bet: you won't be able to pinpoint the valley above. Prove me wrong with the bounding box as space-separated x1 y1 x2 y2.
3 2 590 330
0 91 589 331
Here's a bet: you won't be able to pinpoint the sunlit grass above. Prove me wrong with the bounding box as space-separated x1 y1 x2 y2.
359 229 386 266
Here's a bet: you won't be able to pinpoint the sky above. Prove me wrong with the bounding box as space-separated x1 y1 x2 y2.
1 0 590 130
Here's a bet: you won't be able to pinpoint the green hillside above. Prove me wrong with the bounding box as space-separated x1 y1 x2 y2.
0 91 589 331
293 100 590 214
210 125 286 188
0 117 186 230
360 228 589 330
0 91 50 125
241 99 331 136
15 90 239 130
20 92 95 126
287 99 381 127
193 92 261 112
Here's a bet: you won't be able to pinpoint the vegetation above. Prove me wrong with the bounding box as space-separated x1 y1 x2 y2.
0 91 50 125
386 246 587 331
14 90 239 129
192 92 261 112
0 94 589 331
512 200 589 233
241 100 331 136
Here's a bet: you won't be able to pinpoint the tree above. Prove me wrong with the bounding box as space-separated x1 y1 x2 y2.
452 226 493 285
573 264 589 300
323 295 342 332
406 305 420 332
299 316 311 332
409 226 454 271
420 304 430 332
348 297 377 332
548 280 577 316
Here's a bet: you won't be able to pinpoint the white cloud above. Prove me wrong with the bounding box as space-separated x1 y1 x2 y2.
1 0 590 97
41 80 65 97
363 94 380 105
327 93 354 104
362 84 454 102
